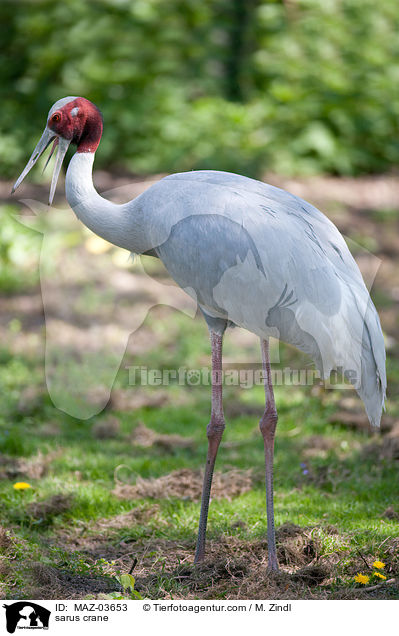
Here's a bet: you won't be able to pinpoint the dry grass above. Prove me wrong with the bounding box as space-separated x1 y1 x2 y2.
92 417 121 439
27 494 74 523
93 505 161 531
107 526 398 600
382 506 399 520
27 563 116 600
0 527 15 552
130 423 195 450
0 450 61 481
0 527 26 600
111 389 170 411
112 468 253 501
44 520 398 600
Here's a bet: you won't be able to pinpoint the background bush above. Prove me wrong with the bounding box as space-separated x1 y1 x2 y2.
1 0 399 177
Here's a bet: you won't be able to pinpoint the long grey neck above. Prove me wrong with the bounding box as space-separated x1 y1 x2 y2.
65 152 147 253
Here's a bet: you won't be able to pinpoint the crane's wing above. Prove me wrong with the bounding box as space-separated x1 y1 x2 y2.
134 170 386 427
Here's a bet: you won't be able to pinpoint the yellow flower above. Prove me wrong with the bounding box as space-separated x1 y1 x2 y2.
374 572 387 580
13 482 32 490
373 560 385 569
354 573 370 584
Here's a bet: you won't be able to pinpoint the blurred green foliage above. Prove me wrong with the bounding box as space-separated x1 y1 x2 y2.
0 207 40 292
1 0 399 177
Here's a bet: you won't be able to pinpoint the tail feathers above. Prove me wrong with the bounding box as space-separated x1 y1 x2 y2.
355 301 386 428
312 286 386 429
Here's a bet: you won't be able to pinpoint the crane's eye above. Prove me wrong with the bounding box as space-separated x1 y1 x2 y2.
51 112 61 123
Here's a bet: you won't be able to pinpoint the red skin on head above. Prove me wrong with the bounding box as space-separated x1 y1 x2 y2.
47 97 103 153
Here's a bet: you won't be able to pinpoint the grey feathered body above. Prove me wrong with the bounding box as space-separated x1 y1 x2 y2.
66 159 386 427
129 170 386 427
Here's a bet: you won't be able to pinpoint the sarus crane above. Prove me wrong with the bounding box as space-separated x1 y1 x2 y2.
13 97 386 571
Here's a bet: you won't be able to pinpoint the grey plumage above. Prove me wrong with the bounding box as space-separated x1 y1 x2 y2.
130 170 386 427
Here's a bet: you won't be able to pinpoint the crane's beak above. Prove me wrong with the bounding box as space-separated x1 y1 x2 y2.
12 127 71 205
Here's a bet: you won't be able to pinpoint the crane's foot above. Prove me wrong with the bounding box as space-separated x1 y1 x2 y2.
267 557 279 572
194 551 205 565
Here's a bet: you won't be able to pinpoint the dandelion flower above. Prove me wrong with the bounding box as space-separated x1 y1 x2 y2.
354 573 369 584
373 560 385 569
374 572 387 580
13 482 32 490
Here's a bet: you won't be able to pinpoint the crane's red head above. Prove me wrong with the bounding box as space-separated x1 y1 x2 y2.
12 96 104 204
47 96 103 153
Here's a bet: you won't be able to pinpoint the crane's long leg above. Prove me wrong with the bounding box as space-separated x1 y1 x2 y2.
194 330 225 563
260 338 279 571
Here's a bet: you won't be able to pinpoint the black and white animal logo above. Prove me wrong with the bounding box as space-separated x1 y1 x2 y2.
3 602 50 633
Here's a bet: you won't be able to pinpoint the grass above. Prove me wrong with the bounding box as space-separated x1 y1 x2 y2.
0 178 398 600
